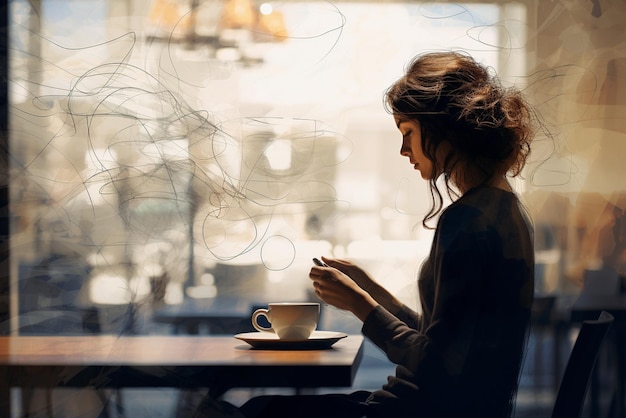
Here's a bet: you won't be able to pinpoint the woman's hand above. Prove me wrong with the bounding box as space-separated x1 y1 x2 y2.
316 256 405 318
309 261 378 322
319 256 378 293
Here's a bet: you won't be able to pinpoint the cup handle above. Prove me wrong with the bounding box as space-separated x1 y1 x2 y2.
252 309 273 333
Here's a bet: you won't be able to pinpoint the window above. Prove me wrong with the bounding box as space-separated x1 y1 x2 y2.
8 1 522 333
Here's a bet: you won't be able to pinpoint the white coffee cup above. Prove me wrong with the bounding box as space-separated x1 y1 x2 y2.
252 302 320 340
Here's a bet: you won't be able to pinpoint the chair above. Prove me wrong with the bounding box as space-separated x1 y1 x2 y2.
18 258 123 417
551 310 614 418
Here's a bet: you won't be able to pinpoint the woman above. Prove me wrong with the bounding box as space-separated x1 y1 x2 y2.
203 50 537 418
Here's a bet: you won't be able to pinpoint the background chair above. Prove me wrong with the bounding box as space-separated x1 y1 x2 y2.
18 257 123 417
551 310 614 418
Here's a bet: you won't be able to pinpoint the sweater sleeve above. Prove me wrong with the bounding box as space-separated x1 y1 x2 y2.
393 304 421 330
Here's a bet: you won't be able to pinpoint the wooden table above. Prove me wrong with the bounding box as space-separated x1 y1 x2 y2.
0 334 364 417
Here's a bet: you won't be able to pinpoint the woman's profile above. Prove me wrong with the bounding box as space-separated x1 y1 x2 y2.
196 50 538 418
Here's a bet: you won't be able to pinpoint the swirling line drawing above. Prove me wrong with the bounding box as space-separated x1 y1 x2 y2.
8 0 352 322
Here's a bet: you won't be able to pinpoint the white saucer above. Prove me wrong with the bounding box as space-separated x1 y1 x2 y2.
234 331 348 350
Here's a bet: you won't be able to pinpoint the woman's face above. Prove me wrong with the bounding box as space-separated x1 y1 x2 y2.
395 116 435 180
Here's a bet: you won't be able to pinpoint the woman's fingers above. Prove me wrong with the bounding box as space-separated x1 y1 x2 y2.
310 268 343 299
311 276 334 303
321 257 363 279
312 280 321 296
321 256 350 267
309 268 337 284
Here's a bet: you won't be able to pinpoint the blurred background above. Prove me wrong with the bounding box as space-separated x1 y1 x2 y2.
2 0 626 417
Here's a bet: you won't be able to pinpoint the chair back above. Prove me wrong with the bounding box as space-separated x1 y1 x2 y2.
551 311 613 418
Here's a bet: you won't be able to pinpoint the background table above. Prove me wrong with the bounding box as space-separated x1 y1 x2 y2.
0 334 364 417
152 297 258 335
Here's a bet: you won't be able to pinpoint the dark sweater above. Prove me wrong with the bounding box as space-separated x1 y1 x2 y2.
362 187 534 418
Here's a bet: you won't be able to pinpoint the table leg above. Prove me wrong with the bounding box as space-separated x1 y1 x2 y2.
0 366 10 418
185 321 200 335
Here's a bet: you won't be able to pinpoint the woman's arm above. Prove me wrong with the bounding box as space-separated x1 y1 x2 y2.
320 257 420 328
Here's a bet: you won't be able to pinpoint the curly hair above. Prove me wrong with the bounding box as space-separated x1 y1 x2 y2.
384 51 537 228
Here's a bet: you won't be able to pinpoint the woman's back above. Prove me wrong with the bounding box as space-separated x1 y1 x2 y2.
368 187 534 418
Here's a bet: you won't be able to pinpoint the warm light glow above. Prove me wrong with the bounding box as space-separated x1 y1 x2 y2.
259 3 273 15
264 139 292 170
199 273 215 285
186 285 218 299
164 282 184 304
221 0 256 29
89 273 132 304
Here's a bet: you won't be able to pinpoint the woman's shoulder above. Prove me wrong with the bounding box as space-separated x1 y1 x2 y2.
440 187 519 227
